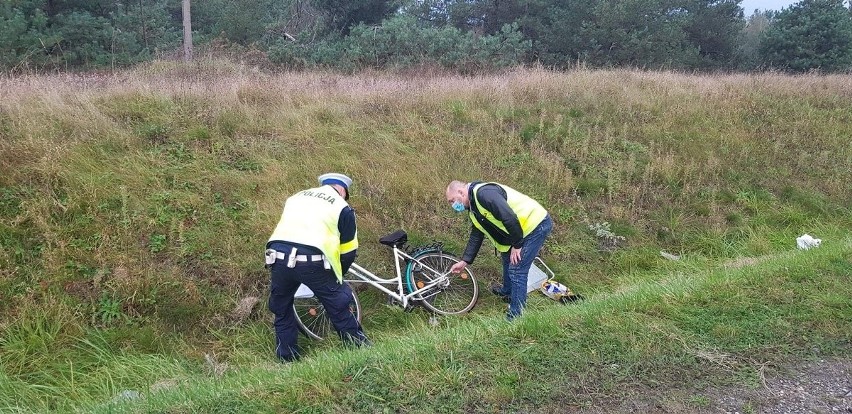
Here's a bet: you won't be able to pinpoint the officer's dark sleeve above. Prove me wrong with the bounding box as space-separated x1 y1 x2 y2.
338 206 358 274
478 185 525 248
460 226 485 264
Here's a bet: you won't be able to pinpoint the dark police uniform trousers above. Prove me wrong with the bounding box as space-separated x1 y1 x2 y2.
267 242 365 361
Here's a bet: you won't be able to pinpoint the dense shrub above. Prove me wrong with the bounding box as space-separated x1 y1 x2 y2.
268 15 530 72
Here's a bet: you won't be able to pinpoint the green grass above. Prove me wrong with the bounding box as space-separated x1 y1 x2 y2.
0 62 850 412
3 236 845 413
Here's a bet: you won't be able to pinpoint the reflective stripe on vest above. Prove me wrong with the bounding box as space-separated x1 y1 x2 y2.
268 185 357 281
468 182 547 252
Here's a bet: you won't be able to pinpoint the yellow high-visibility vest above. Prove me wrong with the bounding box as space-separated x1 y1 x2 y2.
268 185 358 281
469 182 547 252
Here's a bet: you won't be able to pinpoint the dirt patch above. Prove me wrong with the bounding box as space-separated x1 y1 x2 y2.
62 279 99 302
559 358 852 413
722 256 770 269
230 296 260 323
707 357 852 414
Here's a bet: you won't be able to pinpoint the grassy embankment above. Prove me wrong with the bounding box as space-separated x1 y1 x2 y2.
0 61 849 412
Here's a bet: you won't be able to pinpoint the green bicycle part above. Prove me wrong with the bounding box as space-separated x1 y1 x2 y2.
404 247 441 294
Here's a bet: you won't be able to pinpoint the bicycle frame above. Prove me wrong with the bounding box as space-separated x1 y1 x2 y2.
344 245 451 309
292 233 479 340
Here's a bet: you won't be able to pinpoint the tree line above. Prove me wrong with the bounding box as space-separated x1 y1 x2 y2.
2 0 851 73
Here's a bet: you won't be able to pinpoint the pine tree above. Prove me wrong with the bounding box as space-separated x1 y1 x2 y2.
759 0 852 72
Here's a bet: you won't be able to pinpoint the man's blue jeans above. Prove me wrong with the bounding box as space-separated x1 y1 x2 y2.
496 215 553 319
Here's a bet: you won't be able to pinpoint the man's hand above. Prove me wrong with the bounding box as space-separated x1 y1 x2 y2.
450 260 468 274
509 247 522 265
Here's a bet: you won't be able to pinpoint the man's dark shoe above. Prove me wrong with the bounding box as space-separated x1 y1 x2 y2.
342 332 373 348
278 353 300 363
490 284 510 303
276 344 301 363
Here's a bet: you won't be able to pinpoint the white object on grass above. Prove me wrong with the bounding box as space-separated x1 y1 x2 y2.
527 258 552 293
660 251 681 261
796 234 822 250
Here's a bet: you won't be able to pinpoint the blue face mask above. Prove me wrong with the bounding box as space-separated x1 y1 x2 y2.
452 200 465 213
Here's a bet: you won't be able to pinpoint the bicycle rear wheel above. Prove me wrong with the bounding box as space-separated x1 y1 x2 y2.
407 252 478 315
293 283 361 340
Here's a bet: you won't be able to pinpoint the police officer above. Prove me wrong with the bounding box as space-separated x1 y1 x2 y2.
445 180 553 321
265 173 369 362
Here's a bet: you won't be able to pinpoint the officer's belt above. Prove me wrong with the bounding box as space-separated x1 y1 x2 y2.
269 250 324 262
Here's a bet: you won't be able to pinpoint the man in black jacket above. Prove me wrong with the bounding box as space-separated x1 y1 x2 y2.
445 180 553 320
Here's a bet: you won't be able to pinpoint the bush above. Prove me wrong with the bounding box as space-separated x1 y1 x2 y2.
268 15 530 72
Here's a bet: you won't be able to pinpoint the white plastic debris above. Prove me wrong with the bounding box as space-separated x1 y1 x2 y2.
111 390 140 403
796 234 822 250
526 262 549 293
660 251 681 261
540 280 571 301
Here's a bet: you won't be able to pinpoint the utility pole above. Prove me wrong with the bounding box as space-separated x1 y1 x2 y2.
182 0 192 62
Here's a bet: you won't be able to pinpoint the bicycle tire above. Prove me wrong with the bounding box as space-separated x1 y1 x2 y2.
293 283 361 341
405 251 478 315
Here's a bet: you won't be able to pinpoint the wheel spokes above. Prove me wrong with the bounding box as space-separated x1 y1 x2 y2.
411 253 478 314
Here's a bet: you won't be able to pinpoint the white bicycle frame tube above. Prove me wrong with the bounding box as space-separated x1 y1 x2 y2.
343 245 451 309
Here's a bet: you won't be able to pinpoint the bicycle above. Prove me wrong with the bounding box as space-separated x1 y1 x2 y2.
293 230 479 340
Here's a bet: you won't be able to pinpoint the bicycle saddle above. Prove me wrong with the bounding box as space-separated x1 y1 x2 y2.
379 230 407 247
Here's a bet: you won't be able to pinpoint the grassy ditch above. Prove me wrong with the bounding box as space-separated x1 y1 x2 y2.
6 236 846 413
0 61 850 411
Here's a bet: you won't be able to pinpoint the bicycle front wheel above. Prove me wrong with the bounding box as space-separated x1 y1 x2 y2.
407 252 478 315
293 284 361 341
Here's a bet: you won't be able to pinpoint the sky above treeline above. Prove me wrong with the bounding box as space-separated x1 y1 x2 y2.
740 0 799 14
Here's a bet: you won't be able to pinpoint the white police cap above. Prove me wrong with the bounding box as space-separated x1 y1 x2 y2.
318 173 353 190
